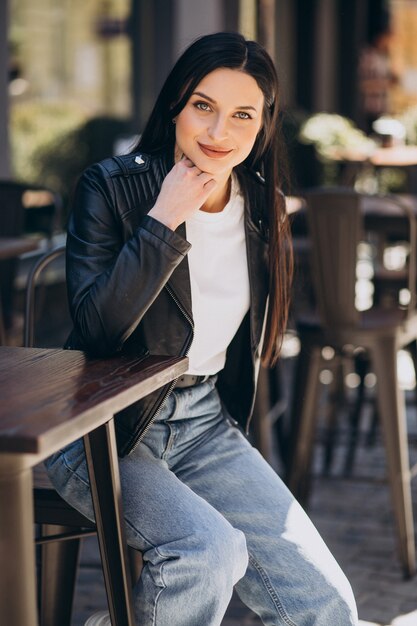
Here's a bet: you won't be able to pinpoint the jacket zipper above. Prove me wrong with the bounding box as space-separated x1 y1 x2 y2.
128 284 194 453
130 193 263 449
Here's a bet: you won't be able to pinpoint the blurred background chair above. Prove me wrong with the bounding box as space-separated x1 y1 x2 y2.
287 188 417 578
25 245 85 626
26 246 142 626
0 181 62 343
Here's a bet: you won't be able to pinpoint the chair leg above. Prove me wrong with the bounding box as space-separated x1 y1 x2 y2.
371 338 416 578
38 524 81 626
322 355 344 475
84 422 135 626
344 353 368 476
286 339 322 507
365 400 379 447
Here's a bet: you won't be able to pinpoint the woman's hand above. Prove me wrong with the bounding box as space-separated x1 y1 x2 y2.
148 158 217 230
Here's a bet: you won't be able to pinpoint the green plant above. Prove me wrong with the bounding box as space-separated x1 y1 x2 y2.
10 102 132 225
298 113 377 186
299 113 376 160
10 100 88 188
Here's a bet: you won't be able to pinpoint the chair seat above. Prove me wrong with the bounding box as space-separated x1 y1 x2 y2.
297 307 417 342
33 463 95 529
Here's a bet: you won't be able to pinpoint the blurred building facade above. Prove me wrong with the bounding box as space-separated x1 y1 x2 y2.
1 0 414 183
9 0 132 116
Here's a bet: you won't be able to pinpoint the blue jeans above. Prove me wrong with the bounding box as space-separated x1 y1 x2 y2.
45 378 358 626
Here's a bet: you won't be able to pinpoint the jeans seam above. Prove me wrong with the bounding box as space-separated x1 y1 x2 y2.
150 580 165 626
163 423 176 460
124 519 181 562
125 517 158 550
248 553 299 626
169 390 180 420
61 450 90 488
162 392 178 459
151 559 169 626
123 518 168 626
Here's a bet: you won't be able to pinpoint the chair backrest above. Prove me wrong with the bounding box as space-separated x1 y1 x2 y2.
364 193 417 316
305 188 362 330
24 245 69 347
0 181 25 237
0 181 63 332
0 183 27 329
0 180 62 239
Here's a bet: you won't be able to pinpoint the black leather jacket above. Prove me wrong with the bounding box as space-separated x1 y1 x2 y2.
65 149 270 456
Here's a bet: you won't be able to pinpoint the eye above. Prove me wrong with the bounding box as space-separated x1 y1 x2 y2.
194 101 212 112
234 111 252 120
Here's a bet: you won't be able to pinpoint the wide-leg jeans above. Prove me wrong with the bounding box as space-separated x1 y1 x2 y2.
45 377 358 626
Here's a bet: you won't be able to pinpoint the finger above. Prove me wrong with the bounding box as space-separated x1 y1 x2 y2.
202 178 218 192
178 159 201 176
180 157 194 168
198 172 216 185
183 161 203 176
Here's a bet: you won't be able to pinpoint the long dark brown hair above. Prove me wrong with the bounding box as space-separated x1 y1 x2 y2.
133 32 293 367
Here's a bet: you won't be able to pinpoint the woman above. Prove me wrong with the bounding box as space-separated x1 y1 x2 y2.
46 32 358 626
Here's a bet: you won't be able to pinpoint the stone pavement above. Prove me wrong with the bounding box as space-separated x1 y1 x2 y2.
70 387 417 625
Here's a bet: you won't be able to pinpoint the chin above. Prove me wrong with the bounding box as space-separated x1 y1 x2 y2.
196 156 233 176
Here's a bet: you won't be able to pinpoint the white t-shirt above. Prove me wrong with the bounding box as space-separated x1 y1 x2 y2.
185 175 250 375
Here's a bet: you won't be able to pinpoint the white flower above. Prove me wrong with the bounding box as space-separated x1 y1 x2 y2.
299 113 376 160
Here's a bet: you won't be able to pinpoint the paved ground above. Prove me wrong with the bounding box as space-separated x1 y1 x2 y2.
69 380 417 626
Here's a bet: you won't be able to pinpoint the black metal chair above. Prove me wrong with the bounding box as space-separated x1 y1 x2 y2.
0 180 62 338
287 188 417 578
25 246 142 626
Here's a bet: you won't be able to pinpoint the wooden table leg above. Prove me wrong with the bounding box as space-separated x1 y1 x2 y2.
0 460 38 626
84 419 136 626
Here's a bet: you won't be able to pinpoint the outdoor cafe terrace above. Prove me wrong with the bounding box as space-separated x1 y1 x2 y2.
1 234 417 625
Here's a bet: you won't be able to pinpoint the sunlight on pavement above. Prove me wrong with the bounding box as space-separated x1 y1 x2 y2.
358 610 417 626
392 610 417 625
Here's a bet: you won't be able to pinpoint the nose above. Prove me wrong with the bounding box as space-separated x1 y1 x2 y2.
208 114 228 142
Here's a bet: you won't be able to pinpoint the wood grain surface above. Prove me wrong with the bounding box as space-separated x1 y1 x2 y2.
0 347 187 454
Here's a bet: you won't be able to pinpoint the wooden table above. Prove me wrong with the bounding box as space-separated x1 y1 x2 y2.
327 145 417 191
370 145 417 167
0 236 41 344
0 236 40 261
327 145 417 168
0 347 188 625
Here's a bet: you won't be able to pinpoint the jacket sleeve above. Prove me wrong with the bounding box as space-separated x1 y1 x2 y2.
66 163 191 354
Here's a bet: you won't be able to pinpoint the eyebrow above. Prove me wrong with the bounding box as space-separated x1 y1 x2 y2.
192 91 259 112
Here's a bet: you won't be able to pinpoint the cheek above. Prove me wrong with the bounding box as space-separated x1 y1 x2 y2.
238 126 262 157
175 110 200 145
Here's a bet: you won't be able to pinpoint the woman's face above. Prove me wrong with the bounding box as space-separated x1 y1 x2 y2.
174 68 264 179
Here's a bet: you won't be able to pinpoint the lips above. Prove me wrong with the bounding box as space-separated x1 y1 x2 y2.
198 142 233 159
